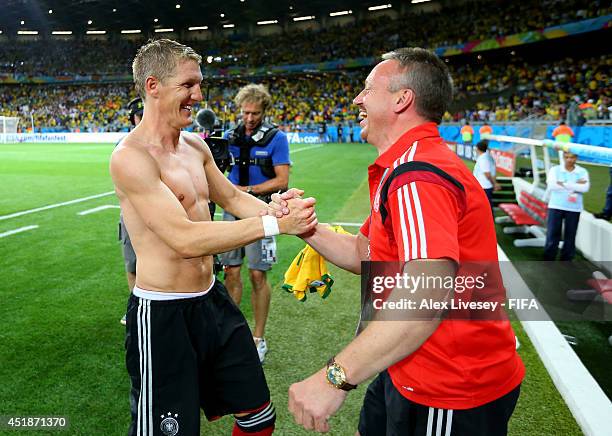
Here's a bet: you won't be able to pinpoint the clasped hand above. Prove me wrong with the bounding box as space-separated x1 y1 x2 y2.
261 188 318 236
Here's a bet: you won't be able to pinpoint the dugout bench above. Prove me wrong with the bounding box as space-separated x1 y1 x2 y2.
567 271 612 346
495 190 554 248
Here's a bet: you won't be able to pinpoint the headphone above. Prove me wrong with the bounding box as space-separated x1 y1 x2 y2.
127 97 144 126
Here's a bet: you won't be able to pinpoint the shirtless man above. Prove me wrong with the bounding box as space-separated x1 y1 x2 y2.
110 39 316 436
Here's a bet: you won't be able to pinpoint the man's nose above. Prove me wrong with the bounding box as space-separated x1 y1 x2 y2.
353 91 364 105
193 86 203 102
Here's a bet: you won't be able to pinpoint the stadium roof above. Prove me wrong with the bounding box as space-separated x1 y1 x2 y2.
1 0 399 34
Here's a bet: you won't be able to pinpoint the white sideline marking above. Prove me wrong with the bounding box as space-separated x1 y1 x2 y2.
0 225 38 238
291 144 323 154
498 245 612 436
0 191 115 221
329 221 361 227
78 205 121 216
0 144 322 222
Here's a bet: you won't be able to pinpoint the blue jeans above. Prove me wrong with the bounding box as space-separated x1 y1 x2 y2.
484 188 494 215
544 208 581 261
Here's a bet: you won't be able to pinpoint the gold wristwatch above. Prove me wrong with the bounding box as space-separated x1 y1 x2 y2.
325 357 357 391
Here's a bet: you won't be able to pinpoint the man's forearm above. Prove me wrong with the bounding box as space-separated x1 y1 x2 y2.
178 216 268 257
223 189 269 219
484 171 496 185
302 225 363 274
251 177 288 195
564 181 590 193
335 319 440 384
332 259 454 384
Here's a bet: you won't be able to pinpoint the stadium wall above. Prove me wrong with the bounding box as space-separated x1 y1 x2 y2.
0 132 327 145
1 132 126 143
439 125 612 150
8 126 607 151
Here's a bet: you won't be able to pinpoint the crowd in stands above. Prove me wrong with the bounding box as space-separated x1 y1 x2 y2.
1 52 609 132
206 72 363 130
448 54 611 122
208 0 609 69
0 84 136 132
0 0 610 132
0 0 609 76
0 72 362 132
0 40 135 77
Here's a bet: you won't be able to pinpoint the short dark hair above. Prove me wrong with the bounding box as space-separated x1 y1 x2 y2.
382 47 453 124
476 140 489 152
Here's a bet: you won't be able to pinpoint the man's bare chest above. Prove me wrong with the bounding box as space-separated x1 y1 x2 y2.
156 151 209 211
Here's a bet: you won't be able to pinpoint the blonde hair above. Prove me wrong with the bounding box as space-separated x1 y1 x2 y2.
234 84 272 113
132 39 202 99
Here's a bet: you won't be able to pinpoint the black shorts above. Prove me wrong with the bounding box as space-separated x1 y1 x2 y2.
358 371 520 436
125 279 270 436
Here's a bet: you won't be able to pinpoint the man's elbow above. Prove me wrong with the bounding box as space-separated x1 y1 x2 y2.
168 231 208 258
172 239 200 259
349 262 362 275
178 247 203 259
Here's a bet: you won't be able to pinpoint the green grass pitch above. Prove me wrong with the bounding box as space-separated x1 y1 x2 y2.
0 142 586 435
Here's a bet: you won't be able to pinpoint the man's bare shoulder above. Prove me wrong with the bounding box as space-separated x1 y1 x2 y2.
110 133 158 181
181 131 212 157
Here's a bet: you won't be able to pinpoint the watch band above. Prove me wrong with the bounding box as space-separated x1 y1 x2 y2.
326 357 358 391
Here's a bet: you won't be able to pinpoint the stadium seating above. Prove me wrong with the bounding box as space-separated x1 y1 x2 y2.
1 51 609 132
0 0 609 132
0 0 607 74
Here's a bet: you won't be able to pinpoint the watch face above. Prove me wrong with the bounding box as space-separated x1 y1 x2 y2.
327 365 344 386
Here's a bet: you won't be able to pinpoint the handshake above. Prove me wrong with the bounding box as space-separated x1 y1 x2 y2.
260 188 318 237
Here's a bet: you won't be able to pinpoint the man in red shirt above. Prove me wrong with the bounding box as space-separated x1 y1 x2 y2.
275 48 524 435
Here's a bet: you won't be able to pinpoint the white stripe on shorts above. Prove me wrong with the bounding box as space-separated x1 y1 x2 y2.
146 300 153 435
426 407 434 436
136 300 143 436
137 299 153 436
445 409 453 436
436 409 444 436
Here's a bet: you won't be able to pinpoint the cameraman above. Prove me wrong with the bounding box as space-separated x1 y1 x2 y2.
221 84 290 363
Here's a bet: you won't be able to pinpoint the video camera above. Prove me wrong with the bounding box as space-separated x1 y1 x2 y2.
196 108 232 174
195 108 232 276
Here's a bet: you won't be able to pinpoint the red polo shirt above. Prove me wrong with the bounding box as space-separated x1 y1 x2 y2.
361 122 524 409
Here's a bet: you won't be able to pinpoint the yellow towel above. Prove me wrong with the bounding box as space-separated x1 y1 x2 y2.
282 226 349 301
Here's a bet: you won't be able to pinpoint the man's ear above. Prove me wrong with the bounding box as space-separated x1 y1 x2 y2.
394 88 415 114
145 76 159 98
